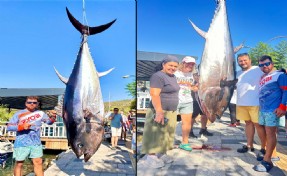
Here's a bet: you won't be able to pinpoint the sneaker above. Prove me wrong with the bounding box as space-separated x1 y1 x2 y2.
158 154 173 164
179 143 192 151
256 148 266 161
237 145 255 153
111 147 116 150
145 155 165 169
254 160 273 172
228 123 237 127
190 131 198 138
199 128 213 136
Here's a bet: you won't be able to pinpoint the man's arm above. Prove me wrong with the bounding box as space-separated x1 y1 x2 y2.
109 113 115 120
7 112 31 132
275 74 287 117
42 111 57 125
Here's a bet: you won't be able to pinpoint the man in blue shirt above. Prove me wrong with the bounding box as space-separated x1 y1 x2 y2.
254 55 287 172
109 108 123 150
7 96 56 176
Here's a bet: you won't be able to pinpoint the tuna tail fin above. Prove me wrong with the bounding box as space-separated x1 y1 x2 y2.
54 67 69 84
188 19 207 39
66 7 116 36
234 41 245 54
98 67 115 77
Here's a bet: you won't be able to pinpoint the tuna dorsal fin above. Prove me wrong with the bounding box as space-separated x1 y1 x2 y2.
234 41 245 54
98 68 115 77
54 67 68 84
188 19 207 39
66 7 116 36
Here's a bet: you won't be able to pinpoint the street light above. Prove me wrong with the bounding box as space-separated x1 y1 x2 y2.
122 75 135 78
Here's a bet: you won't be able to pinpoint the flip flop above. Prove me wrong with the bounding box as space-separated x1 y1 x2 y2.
179 143 192 151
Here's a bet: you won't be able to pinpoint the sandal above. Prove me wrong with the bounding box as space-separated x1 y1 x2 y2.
237 145 254 153
254 160 273 172
256 148 266 161
179 143 192 151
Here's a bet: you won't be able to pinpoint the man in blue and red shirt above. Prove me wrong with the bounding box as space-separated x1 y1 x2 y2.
254 55 287 172
7 96 56 176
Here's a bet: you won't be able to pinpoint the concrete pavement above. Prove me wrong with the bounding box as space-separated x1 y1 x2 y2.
137 111 287 176
45 140 135 176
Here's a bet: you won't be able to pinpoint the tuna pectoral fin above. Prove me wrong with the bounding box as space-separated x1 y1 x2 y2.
220 79 237 88
66 7 116 35
234 41 245 54
98 68 115 77
54 67 68 84
188 19 207 39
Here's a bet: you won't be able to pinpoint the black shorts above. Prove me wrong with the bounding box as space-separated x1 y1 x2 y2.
191 92 203 119
192 99 203 119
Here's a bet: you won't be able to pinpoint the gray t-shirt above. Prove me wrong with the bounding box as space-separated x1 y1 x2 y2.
149 71 180 111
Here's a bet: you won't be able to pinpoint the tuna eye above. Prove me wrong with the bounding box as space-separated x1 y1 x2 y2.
77 143 84 148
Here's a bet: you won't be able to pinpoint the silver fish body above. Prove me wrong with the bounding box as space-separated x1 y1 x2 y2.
55 8 116 162
190 0 240 122
63 38 104 162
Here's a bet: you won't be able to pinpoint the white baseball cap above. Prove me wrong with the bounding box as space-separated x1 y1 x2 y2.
182 56 196 63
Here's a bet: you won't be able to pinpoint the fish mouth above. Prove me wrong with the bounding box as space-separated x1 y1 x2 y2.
84 153 92 162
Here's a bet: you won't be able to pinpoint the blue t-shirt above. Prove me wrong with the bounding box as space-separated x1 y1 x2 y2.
259 71 287 112
7 109 55 148
110 113 122 128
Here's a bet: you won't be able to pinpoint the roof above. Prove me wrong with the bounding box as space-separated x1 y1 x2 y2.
137 51 197 81
0 88 65 110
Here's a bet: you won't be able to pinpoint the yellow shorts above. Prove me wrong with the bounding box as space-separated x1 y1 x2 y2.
236 106 259 123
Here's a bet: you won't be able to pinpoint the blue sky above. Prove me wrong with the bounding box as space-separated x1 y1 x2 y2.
138 0 287 70
0 0 135 102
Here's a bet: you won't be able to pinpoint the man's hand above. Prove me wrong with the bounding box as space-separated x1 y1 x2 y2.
154 111 164 125
274 108 286 117
23 123 32 130
18 123 32 131
48 110 58 118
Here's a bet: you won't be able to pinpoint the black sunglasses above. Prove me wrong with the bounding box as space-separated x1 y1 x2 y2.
259 62 271 67
26 102 38 104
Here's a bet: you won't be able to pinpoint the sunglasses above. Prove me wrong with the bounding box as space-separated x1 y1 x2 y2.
259 62 271 67
26 102 38 104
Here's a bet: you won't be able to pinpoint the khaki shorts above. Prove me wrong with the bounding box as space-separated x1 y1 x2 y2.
236 106 259 123
111 127 122 137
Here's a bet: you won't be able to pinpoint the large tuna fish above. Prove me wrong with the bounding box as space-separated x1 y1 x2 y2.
189 0 242 122
55 7 116 162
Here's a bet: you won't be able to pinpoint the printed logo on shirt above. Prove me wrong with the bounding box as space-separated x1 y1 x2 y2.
18 111 43 125
260 76 272 86
176 77 194 86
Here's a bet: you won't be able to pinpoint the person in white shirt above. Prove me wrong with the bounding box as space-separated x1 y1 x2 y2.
174 56 198 151
236 53 266 154
120 111 129 141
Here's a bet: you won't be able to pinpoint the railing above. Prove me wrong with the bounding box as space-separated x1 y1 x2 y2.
0 122 67 138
